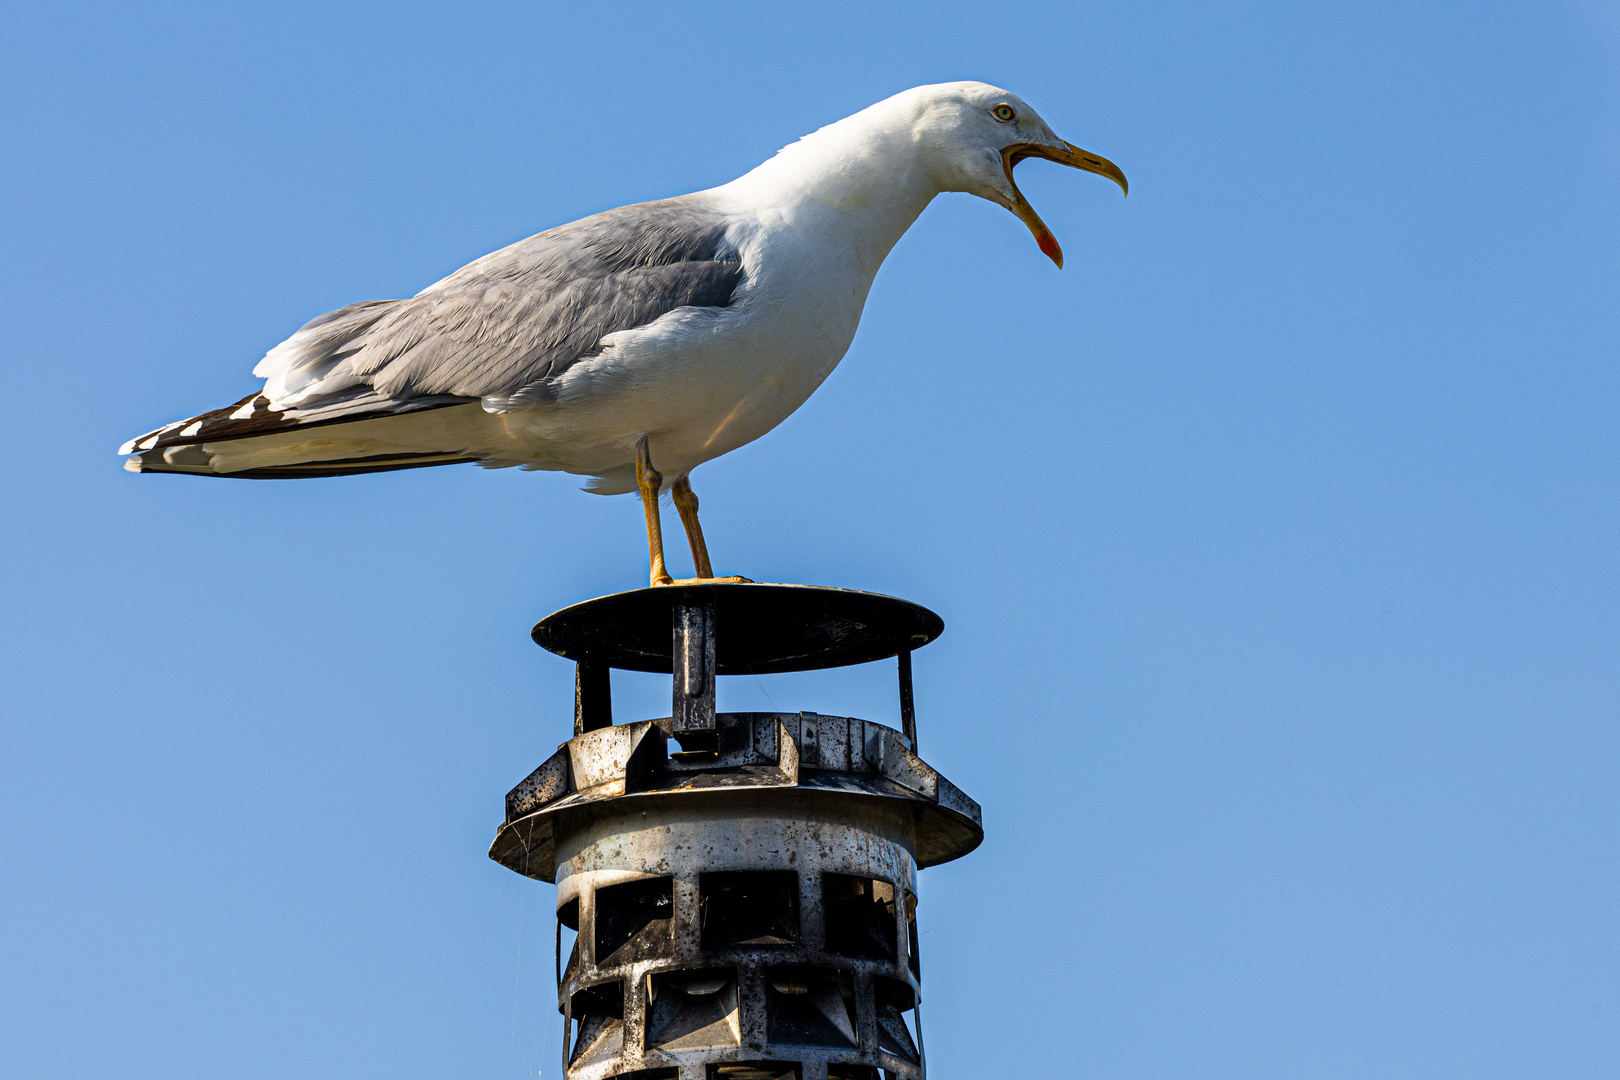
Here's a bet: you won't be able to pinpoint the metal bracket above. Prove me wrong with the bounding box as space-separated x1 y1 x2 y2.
672 592 716 735
574 660 612 734
898 649 917 752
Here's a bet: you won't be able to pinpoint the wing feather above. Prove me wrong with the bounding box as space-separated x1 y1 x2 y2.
257 194 745 408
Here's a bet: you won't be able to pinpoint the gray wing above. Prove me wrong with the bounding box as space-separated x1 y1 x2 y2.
262 194 746 410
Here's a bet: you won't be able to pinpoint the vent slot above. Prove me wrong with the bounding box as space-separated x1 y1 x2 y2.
873 977 919 1066
557 898 580 989
593 876 674 966
904 890 919 978
708 1063 802 1079
765 965 857 1050
646 967 741 1051
566 980 623 1069
822 874 898 962
700 870 800 949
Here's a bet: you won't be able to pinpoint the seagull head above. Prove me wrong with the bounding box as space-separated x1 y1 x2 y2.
913 82 1128 268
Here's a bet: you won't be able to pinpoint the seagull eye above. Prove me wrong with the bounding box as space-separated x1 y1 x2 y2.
992 103 1016 122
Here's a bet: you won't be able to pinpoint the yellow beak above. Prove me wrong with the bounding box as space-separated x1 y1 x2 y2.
1000 141 1128 268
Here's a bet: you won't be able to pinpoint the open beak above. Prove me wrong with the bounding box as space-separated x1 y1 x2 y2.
1001 141 1128 268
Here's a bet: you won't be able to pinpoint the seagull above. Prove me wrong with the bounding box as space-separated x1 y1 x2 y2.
119 81 1126 586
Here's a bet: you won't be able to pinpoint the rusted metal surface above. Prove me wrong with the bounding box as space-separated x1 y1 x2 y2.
491 713 980 882
532 583 943 675
552 802 926 1080
494 583 976 1080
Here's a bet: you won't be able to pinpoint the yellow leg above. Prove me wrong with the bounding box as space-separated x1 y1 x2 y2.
635 436 673 587
671 476 714 579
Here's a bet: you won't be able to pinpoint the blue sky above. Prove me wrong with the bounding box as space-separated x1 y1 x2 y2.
3 1 1617 1077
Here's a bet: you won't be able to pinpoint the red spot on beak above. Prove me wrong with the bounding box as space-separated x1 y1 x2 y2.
1036 232 1064 268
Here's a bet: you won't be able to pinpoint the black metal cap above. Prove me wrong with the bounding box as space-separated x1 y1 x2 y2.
532 582 943 674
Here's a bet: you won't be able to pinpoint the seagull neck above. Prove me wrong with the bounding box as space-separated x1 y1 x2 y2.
723 123 941 275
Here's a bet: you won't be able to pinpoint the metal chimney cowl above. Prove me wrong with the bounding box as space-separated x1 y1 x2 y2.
490 583 983 1080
